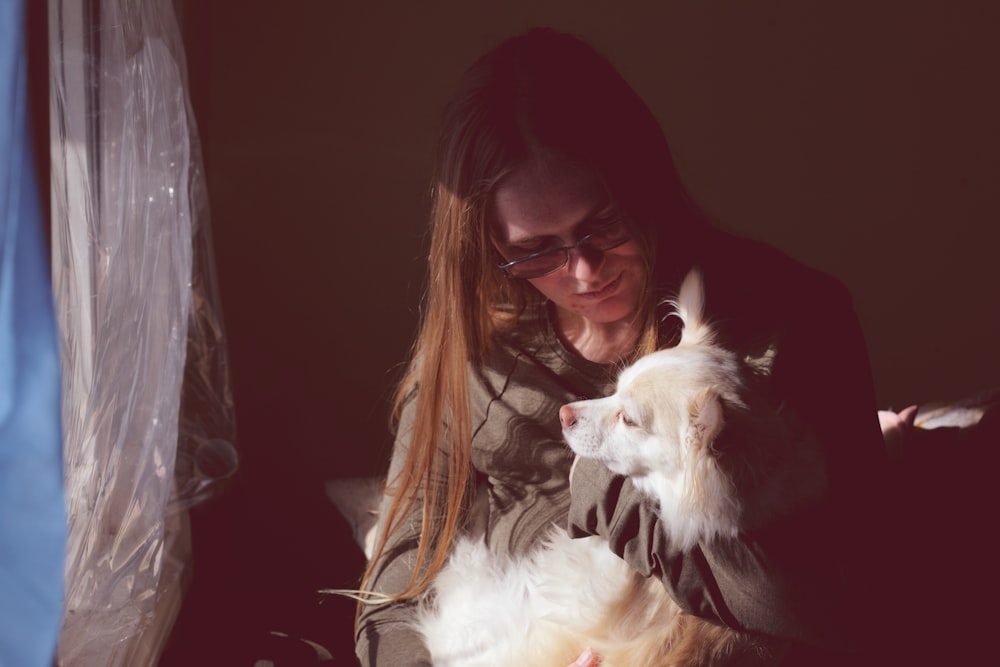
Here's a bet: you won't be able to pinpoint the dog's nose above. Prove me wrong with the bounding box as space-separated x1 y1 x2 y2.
559 405 577 428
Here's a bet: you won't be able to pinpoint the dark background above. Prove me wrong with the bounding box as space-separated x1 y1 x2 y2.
152 1 998 664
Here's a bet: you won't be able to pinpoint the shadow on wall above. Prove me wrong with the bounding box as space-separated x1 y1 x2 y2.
183 2 999 485
163 2 999 665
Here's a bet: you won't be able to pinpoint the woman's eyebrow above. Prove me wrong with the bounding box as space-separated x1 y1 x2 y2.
502 200 614 246
503 231 555 247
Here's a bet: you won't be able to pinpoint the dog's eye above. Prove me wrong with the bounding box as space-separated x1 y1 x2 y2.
618 411 638 428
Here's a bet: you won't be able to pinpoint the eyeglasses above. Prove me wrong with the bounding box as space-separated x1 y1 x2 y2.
496 218 632 279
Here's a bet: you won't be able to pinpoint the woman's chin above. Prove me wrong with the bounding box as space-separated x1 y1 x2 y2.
570 293 640 326
581 278 643 324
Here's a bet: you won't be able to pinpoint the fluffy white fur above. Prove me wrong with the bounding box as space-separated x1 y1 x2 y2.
415 269 823 667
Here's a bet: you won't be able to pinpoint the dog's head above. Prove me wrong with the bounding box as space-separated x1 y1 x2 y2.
560 347 741 479
560 269 748 543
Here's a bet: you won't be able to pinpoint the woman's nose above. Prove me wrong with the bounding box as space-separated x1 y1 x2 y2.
566 244 604 280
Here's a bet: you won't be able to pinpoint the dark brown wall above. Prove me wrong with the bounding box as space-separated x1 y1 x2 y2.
167 3 999 663
183 0 999 480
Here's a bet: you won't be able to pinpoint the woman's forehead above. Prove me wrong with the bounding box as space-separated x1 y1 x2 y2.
491 155 606 242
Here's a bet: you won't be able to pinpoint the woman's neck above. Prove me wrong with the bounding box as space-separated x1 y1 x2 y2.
553 307 641 364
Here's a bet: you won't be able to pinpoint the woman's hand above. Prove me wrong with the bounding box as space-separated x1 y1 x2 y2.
568 648 597 666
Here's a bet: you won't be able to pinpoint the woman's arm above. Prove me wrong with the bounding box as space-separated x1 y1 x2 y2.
567 459 857 646
355 400 436 667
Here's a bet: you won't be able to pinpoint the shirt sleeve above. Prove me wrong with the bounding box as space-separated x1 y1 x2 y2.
567 275 888 653
355 397 436 667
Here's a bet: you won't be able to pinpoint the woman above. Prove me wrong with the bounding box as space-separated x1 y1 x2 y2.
355 28 889 667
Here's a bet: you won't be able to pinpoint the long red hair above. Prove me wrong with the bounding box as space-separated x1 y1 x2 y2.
360 27 704 605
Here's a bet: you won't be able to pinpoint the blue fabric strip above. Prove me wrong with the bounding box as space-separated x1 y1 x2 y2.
0 1 67 665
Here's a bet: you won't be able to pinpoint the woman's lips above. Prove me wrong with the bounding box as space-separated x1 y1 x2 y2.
578 272 622 299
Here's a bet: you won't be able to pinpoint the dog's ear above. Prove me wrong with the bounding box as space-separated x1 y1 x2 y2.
686 389 725 449
672 268 715 347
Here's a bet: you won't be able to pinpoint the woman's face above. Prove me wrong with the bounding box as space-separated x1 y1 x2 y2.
490 155 646 327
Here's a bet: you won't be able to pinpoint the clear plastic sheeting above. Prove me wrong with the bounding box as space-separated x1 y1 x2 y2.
48 0 237 665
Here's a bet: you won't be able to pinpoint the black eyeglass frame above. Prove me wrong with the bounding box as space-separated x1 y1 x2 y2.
495 218 633 279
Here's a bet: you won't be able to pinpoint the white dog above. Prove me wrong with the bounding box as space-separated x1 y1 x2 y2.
414 269 825 667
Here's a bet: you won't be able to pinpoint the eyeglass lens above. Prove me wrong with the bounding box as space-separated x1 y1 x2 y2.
501 219 630 279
